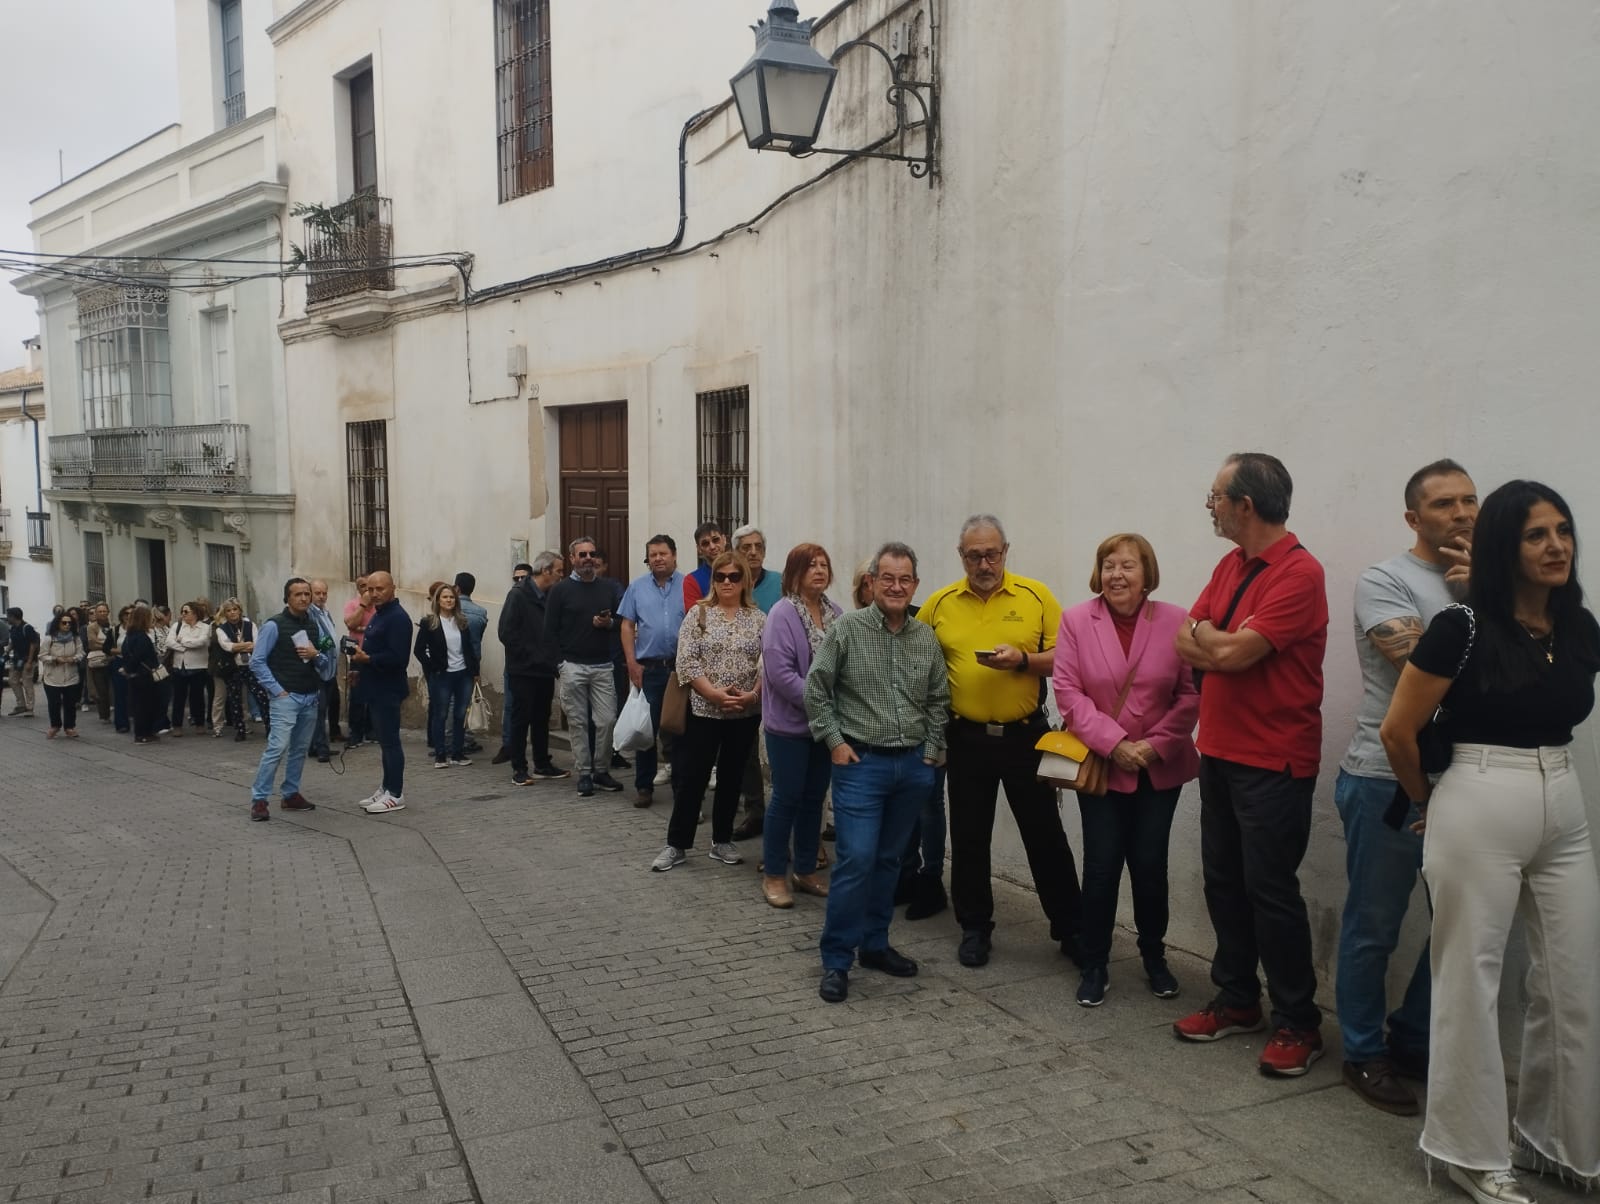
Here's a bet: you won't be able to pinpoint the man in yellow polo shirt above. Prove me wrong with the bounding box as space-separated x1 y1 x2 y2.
918 514 1084 969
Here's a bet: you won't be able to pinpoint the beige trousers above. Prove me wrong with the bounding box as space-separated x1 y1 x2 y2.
1421 743 1600 1178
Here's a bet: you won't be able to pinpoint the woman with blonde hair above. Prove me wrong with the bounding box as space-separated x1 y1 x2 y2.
214 598 257 741
1053 533 1200 1008
651 551 765 872
414 583 478 769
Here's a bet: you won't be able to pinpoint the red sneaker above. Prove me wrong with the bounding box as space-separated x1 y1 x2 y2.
1172 999 1264 1042
280 793 316 811
1258 1027 1324 1077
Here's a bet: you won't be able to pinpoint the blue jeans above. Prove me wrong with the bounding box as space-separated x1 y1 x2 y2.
367 694 405 797
820 747 932 971
250 693 321 802
427 670 473 759
634 663 672 791
762 731 831 877
898 767 948 883
1334 769 1430 1062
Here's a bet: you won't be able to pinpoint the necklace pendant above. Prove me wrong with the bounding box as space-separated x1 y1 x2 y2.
1546 649 1554 664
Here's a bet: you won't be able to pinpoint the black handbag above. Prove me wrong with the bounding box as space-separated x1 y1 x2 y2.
1416 604 1476 774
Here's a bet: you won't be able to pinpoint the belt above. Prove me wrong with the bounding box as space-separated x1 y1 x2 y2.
843 737 917 756
947 711 1046 739
637 657 676 668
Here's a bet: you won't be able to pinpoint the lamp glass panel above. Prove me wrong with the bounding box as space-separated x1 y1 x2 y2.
731 67 766 145
762 65 833 142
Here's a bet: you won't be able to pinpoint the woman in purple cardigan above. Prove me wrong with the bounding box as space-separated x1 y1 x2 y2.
1053 533 1201 1008
760 543 843 908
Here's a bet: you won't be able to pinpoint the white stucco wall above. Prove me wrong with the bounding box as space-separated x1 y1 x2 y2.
273 0 1600 981
0 401 54 619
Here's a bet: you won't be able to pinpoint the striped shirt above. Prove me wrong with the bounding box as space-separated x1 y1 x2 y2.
804 603 950 756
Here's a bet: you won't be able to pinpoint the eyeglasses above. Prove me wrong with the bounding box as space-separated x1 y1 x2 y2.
876 574 916 591
1205 491 1233 506
512 574 529 582
574 551 597 559
960 549 1004 565
713 571 744 584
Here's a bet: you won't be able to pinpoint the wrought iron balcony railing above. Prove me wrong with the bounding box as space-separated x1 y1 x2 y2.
223 91 247 127
26 511 50 560
0 507 10 557
49 423 251 494
303 192 394 305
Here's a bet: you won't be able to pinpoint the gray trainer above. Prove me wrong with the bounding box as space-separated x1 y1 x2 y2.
651 845 687 873
708 842 743 865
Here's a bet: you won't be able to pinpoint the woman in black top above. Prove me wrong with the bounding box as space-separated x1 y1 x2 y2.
1381 480 1600 1202
119 604 164 744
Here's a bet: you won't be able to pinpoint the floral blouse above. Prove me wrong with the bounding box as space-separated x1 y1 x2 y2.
676 603 764 720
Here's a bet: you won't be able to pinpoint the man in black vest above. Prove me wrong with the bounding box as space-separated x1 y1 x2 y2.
246 578 336 822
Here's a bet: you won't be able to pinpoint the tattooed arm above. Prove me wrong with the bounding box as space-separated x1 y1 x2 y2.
1366 615 1424 671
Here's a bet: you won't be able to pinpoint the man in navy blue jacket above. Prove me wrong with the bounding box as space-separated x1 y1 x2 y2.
350 571 412 813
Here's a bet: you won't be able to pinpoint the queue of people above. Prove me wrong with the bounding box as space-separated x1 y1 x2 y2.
8 449 1594 1204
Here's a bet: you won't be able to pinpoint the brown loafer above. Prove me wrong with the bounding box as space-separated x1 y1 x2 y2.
791 872 829 898
814 844 831 869
762 875 794 909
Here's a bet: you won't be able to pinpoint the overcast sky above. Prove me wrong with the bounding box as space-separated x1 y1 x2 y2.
0 1 177 368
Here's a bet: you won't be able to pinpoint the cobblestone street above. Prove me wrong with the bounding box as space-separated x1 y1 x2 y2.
0 714 1583 1204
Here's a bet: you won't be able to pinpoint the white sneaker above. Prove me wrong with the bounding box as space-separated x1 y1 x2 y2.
708 769 718 790
709 842 742 865
651 845 687 872
364 791 406 814
361 786 386 806
1448 1165 1535 1204
653 764 672 787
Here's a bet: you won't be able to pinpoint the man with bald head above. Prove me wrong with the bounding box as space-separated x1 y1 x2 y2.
350 571 412 813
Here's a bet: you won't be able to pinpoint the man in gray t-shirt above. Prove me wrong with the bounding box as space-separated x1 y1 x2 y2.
1335 460 1476 1117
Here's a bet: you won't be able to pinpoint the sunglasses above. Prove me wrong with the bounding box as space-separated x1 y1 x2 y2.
713 571 744 584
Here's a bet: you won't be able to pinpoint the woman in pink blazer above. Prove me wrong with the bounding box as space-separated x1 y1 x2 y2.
1053 533 1201 1008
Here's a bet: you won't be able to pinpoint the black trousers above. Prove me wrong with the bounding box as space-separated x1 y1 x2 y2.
129 676 161 739
507 673 556 773
1078 773 1182 969
45 682 82 730
170 669 207 728
666 713 759 848
947 717 1082 940
1199 755 1320 1031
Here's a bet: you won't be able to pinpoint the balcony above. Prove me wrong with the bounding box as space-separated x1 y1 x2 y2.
0 507 11 558
49 423 251 495
223 91 246 127
302 192 394 306
26 511 50 561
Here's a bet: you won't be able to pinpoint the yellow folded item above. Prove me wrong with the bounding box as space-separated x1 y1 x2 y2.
1035 730 1091 761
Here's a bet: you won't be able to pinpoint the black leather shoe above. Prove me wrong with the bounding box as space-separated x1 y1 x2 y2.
819 969 849 1003
958 929 992 968
491 746 512 765
858 946 918 978
731 816 764 841
904 875 948 921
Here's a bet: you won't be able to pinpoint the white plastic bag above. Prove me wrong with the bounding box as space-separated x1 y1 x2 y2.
614 684 655 752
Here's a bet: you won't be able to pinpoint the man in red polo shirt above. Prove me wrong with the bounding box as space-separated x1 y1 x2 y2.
1173 452 1328 1077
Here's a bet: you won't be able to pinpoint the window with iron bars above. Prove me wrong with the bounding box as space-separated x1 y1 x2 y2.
205 543 238 604
76 284 173 430
84 530 107 605
696 387 750 537
494 0 553 201
219 0 245 126
346 421 390 579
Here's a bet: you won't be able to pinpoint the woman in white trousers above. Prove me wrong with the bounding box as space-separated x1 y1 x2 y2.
1382 480 1600 1204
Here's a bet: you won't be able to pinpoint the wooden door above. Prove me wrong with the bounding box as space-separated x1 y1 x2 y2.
558 403 628 565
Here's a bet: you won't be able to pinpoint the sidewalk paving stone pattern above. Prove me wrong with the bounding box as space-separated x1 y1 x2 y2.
1 713 1586 1204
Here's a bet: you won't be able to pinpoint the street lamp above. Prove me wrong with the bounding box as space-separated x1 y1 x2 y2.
729 0 938 180
729 1 837 153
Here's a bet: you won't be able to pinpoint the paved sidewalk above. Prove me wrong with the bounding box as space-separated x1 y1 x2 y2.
0 713 1583 1204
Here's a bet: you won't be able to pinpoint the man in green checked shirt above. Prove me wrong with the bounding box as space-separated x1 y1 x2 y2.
804 541 950 1004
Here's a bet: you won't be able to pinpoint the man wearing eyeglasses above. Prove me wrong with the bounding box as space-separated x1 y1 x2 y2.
544 537 627 797
917 514 1083 970
1172 452 1328 1079
805 541 949 1004
681 522 728 607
